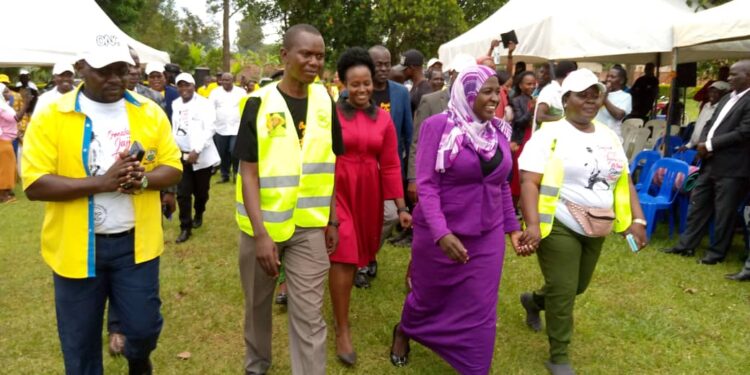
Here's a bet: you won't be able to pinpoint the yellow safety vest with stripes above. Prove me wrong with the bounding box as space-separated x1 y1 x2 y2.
537 122 632 238
235 82 336 242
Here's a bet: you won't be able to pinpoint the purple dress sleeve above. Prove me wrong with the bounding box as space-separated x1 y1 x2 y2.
501 175 521 233
415 115 451 243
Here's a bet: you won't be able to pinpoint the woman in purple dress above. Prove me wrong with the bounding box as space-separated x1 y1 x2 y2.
390 65 523 374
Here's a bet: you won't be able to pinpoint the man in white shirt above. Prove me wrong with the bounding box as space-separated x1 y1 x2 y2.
595 66 632 138
35 63 76 113
662 60 750 278
534 61 577 127
172 73 220 243
682 81 730 149
209 72 246 183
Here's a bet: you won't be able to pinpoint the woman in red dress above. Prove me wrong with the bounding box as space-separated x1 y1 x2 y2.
328 47 412 366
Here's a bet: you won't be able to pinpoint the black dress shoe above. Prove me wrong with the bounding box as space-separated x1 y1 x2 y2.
354 269 370 289
128 358 152 375
661 247 688 255
176 229 191 243
697 256 723 265
725 270 750 281
192 215 203 229
366 261 378 278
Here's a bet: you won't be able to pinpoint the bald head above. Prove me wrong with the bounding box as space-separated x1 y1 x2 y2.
729 60 750 93
220 73 235 91
369 45 391 86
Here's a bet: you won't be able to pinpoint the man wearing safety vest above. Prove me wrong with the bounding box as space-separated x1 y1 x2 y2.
232 24 344 375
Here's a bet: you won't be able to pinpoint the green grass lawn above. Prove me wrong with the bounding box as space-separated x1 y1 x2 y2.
2 176 749 374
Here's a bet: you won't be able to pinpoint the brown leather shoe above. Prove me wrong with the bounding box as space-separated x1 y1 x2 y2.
108 332 125 357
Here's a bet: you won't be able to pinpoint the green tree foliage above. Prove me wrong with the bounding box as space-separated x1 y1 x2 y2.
96 0 145 34
236 13 265 53
372 0 467 63
179 9 220 49
685 0 731 10
457 0 508 28
249 0 466 65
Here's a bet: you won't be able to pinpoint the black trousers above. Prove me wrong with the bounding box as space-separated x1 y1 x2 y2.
213 134 238 179
177 161 212 230
677 171 749 259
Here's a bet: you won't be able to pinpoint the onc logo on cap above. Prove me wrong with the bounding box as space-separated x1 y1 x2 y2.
96 34 121 47
400 55 406 65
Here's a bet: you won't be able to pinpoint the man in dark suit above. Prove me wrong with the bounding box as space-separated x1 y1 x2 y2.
663 60 750 278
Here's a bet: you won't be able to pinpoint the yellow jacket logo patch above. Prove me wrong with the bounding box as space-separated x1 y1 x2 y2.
266 112 286 137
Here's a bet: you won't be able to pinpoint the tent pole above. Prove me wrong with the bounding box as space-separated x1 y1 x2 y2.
652 53 661 120
664 48 679 157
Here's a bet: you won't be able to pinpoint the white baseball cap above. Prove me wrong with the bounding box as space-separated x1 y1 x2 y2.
19 69 30 75
175 72 195 85
53 62 75 75
78 33 134 69
710 80 730 91
447 53 476 74
561 69 606 96
427 58 443 69
145 62 165 75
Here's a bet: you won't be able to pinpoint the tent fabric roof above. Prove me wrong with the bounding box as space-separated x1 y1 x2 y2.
0 0 169 67
439 0 749 66
674 0 750 48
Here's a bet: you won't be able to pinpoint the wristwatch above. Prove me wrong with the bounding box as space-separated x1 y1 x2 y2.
139 174 149 192
327 220 340 228
397 207 410 214
633 218 647 227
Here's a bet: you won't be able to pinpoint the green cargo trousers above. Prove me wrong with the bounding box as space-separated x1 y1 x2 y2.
531 221 605 364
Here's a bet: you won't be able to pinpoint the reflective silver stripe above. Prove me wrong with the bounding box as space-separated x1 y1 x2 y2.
262 209 294 223
297 196 332 209
236 202 294 223
259 175 300 188
539 213 554 224
539 185 559 196
302 163 335 174
237 202 248 216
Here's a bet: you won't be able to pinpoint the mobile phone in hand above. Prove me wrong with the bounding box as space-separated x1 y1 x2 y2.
129 141 145 162
626 233 639 253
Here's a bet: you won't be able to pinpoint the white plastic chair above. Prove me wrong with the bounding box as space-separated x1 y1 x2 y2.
623 118 644 128
624 128 651 161
646 127 667 150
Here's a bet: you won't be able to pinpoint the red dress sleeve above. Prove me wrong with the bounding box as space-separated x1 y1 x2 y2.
378 111 404 200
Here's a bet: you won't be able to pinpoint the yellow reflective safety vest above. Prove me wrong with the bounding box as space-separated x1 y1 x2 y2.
537 121 632 238
236 82 336 242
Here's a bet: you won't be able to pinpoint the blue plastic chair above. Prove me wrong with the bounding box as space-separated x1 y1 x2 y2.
672 149 698 166
637 158 690 239
653 135 684 153
630 150 661 191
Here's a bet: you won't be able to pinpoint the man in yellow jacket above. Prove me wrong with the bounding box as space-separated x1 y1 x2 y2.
233 24 343 375
22 34 182 375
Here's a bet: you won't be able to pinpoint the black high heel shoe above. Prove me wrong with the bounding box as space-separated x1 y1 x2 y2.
389 323 410 367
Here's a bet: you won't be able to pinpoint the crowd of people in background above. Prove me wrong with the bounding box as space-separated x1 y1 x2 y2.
5 17 750 375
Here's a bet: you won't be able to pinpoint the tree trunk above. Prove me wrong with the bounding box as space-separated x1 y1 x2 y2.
222 0 230 72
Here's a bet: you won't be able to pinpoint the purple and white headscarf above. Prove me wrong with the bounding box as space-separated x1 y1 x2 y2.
435 65 512 172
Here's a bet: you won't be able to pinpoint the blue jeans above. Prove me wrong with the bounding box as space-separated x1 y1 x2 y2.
53 232 162 375
213 134 238 179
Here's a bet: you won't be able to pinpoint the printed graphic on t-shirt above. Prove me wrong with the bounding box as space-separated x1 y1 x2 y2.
582 144 624 191
89 127 131 225
380 102 391 113
177 109 190 136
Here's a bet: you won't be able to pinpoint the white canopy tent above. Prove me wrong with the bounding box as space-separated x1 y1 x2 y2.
674 0 750 55
439 0 750 67
0 0 169 67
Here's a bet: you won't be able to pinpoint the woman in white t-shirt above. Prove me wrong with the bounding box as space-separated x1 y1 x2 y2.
515 69 648 375
595 65 632 138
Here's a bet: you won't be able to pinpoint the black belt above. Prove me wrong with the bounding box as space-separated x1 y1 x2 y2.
95 228 135 238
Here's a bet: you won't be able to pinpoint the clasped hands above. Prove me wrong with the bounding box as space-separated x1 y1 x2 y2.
101 150 145 195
